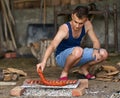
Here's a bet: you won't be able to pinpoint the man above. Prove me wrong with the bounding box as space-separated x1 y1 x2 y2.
36 6 108 80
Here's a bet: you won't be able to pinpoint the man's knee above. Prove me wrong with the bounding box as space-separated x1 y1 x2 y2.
100 49 108 60
72 47 83 59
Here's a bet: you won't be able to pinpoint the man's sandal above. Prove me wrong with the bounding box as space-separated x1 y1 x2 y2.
59 76 68 80
85 73 96 80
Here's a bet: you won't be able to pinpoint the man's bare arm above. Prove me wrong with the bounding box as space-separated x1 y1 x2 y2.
36 24 68 71
85 20 100 49
85 20 101 60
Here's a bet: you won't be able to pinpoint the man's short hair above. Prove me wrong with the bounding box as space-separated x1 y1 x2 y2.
72 6 89 19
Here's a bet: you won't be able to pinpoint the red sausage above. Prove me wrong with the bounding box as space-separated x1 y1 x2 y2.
35 68 78 86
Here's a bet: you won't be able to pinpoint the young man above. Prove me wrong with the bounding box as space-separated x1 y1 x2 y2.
36 6 108 80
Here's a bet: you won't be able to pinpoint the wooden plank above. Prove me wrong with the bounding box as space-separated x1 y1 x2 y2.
0 82 16 85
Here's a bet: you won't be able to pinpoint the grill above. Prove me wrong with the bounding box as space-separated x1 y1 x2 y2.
22 79 80 97
23 88 73 97
110 91 120 98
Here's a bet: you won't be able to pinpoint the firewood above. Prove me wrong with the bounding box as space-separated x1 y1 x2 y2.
30 45 38 58
3 69 11 74
96 73 113 78
32 39 56 66
7 68 27 76
3 73 19 81
46 40 50 67
105 70 119 76
32 42 40 50
96 77 112 82
51 52 56 66
4 73 12 81
102 65 118 72
112 78 120 82
11 73 19 81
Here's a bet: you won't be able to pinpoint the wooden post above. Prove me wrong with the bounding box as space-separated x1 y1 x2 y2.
4 0 15 25
113 4 118 53
37 39 56 67
1 0 17 50
104 5 109 51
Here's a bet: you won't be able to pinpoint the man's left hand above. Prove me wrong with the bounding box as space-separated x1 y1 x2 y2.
93 50 101 61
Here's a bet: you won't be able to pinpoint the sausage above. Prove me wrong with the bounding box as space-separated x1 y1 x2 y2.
37 68 77 86
26 68 77 86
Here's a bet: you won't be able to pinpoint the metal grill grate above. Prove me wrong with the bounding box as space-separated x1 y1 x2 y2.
23 88 73 97
110 92 120 98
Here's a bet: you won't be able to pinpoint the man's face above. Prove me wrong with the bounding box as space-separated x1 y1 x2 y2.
71 13 87 31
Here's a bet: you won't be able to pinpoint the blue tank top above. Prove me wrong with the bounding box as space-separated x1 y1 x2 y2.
55 22 86 57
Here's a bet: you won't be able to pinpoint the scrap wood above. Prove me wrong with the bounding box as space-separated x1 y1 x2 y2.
96 70 120 82
4 73 19 81
3 69 11 74
96 73 113 78
0 81 16 85
96 70 119 77
72 79 88 97
4 74 12 81
102 65 118 72
96 77 113 82
105 70 119 76
7 68 27 76
116 62 120 66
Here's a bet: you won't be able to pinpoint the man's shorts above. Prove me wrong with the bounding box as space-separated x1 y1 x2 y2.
55 47 96 67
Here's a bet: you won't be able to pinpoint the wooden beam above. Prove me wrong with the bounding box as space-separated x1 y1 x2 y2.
13 0 40 3
0 81 16 85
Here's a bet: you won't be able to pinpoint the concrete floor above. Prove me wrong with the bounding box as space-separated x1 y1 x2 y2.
0 54 120 98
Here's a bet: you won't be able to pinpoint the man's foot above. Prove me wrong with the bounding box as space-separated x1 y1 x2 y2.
75 73 86 79
85 73 95 80
59 71 68 80
59 76 68 80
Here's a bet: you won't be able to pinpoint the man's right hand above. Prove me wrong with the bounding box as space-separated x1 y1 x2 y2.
36 62 45 72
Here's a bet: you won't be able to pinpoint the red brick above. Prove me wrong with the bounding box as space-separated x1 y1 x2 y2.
10 86 25 96
72 79 88 97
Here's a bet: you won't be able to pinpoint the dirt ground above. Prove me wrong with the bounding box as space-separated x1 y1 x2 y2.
0 54 120 98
